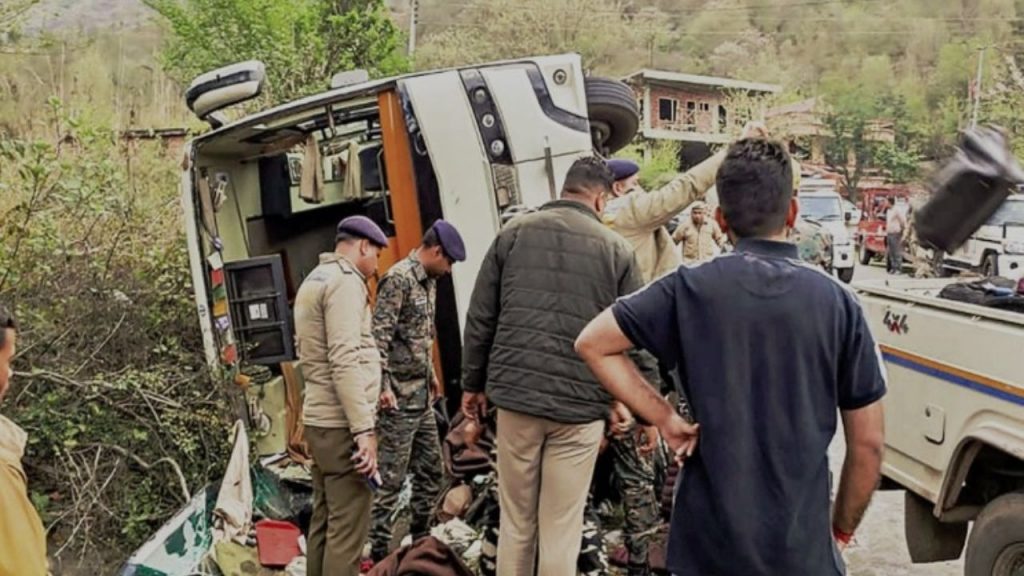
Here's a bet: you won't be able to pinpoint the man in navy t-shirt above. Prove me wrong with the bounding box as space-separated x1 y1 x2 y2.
576 138 887 576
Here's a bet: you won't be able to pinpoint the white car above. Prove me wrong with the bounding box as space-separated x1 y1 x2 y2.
798 187 856 283
941 195 1024 281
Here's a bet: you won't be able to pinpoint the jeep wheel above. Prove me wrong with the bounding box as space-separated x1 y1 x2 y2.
965 493 1024 576
933 251 953 278
982 253 999 278
858 244 873 266
837 267 854 284
585 77 640 155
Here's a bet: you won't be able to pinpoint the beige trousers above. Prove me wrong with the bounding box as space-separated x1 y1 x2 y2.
495 408 605 576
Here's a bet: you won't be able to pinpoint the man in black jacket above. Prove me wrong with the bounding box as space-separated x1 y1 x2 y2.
460 157 648 576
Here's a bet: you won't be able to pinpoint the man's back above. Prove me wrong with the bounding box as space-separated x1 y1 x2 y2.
612 239 886 575
463 200 642 425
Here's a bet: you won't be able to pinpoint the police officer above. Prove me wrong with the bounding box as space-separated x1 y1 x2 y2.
603 156 723 283
296 216 389 576
369 220 466 562
673 201 726 265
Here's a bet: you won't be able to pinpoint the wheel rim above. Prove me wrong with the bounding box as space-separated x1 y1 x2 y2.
993 542 1024 576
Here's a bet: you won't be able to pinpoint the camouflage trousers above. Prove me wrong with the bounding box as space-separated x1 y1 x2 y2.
369 406 444 559
477 471 609 576
609 426 660 575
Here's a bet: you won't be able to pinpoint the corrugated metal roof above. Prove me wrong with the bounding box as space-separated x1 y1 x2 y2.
624 69 781 94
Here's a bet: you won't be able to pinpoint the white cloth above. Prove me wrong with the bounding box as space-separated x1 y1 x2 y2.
213 420 253 545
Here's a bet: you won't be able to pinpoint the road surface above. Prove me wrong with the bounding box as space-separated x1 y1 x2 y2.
834 262 964 576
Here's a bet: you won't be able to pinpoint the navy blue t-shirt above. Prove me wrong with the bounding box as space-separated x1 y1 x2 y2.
613 239 886 576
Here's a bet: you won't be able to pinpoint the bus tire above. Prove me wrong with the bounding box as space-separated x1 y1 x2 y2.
585 77 640 155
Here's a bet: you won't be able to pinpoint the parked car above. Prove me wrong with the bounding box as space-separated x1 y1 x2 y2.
941 194 1024 280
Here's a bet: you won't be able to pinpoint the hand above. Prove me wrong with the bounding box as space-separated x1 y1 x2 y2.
741 120 769 140
608 401 634 439
463 418 483 448
379 389 398 412
660 413 699 465
638 424 660 455
461 392 487 423
835 539 849 553
429 377 442 402
353 432 378 477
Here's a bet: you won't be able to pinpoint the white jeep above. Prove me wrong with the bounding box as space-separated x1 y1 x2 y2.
797 183 856 283
941 194 1024 281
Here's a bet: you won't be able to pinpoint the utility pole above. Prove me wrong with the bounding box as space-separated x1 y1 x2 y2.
971 46 988 129
408 0 419 57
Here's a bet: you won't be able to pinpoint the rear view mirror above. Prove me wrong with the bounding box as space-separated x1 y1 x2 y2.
186 60 266 126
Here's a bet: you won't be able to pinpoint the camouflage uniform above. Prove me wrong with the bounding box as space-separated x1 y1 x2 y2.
369 254 444 560
608 425 661 576
789 218 833 271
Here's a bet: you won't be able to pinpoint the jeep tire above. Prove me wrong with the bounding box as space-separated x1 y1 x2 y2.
965 492 1024 576
858 243 873 266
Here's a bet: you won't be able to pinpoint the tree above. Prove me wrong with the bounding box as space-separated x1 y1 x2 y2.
145 0 408 106
819 72 882 202
874 143 921 183
415 0 672 75
823 106 874 203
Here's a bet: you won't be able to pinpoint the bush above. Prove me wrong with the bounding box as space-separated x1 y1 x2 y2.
617 141 682 191
0 103 232 571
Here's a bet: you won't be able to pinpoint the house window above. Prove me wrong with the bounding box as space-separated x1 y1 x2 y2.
699 102 711 112
718 105 728 132
685 101 697 128
658 98 678 122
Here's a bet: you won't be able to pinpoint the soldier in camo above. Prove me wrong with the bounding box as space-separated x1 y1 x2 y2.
789 218 834 271
608 421 661 576
369 221 466 563
787 161 834 271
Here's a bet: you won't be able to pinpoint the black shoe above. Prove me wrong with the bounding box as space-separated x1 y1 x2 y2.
627 562 652 576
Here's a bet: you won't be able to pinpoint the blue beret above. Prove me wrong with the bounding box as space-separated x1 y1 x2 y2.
430 220 466 262
606 159 640 181
336 215 388 248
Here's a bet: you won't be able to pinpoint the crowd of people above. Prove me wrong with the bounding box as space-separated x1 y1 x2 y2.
292 124 887 576
0 125 887 576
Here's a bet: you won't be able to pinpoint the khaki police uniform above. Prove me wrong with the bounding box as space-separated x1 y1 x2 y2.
296 252 381 576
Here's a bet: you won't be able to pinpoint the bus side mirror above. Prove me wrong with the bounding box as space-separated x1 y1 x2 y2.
186 60 266 127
